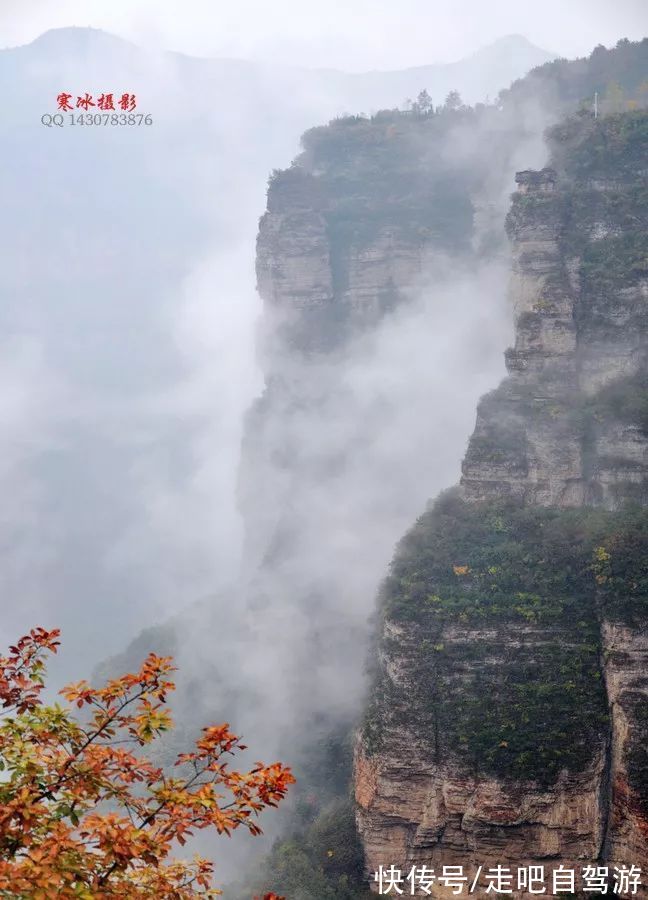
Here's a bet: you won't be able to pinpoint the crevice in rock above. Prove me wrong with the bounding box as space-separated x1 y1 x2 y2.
596 623 614 862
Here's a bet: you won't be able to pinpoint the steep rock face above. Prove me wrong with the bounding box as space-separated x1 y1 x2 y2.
462 131 648 508
357 614 608 880
256 166 445 361
235 110 517 770
242 119 479 577
357 112 648 896
602 622 648 867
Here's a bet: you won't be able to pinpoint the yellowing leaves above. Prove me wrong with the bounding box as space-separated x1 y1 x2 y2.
452 565 471 576
592 545 612 585
0 627 295 899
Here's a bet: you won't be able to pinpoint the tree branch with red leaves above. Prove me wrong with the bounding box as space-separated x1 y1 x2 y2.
0 628 293 899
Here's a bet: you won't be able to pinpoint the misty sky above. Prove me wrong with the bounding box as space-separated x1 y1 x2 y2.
1 0 646 70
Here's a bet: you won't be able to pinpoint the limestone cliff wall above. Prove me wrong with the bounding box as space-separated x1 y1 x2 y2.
242 159 459 576
461 159 648 508
240 111 513 585
356 112 648 896
236 111 514 766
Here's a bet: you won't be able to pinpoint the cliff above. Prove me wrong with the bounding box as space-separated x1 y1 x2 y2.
235 45 648 898
463 114 648 508
236 105 522 756
356 111 648 896
241 113 477 577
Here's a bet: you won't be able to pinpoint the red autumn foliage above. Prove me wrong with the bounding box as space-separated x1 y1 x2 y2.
0 627 294 898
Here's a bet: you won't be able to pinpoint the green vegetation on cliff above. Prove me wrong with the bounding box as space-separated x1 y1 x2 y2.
363 491 648 784
501 37 648 111
506 111 648 299
580 371 648 437
296 109 479 259
553 109 648 180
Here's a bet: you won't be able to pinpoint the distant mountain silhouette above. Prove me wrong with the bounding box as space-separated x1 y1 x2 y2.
7 27 555 108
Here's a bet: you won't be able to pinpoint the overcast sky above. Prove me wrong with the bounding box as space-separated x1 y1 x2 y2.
1 0 646 70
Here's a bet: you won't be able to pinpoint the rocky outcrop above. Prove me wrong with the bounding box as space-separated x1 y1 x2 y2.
242 121 479 575
357 615 608 896
256 166 441 359
236 110 514 771
602 622 648 870
357 111 648 896
462 139 648 508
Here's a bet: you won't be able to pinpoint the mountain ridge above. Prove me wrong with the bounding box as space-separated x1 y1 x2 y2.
7 27 553 75
2 27 555 109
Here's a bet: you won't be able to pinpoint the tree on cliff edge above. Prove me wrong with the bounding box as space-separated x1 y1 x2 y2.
0 627 293 899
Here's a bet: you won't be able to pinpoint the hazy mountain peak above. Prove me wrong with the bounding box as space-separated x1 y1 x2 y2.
16 26 554 78
28 26 132 52
479 33 548 51
466 33 556 64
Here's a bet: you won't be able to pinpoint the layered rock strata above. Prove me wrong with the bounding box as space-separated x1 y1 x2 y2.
357 112 648 896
